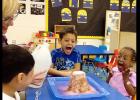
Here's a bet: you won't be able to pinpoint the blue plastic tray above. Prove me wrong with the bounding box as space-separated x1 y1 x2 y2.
47 76 110 99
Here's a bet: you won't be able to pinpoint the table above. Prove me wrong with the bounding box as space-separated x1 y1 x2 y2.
26 73 129 100
75 45 114 63
75 45 113 55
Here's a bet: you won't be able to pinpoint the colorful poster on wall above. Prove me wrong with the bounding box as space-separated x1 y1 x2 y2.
61 8 72 21
19 3 26 14
131 0 136 13
83 0 93 9
77 10 87 23
69 0 79 8
30 4 45 15
51 0 62 7
121 0 130 12
110 0 119 10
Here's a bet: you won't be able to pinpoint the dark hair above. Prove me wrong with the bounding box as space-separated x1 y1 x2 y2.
59 27 77 41
122 47 136 62
2 44 35 83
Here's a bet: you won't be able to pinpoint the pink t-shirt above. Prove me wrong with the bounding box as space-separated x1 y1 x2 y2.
109 67 136 96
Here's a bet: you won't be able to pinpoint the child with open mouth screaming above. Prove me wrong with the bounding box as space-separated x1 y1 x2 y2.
107 47 136 100
48 27 81 76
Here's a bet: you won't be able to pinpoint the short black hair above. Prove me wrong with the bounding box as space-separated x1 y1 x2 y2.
2 44 35 83
59 27 78 41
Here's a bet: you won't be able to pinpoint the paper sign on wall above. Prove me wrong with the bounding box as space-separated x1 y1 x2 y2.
61 8 72 21
121 0 130 13
110 0 119 10
83 0 93 9
69 0 79 8
131 0 136 13
77 9 87 23
51 0 62 7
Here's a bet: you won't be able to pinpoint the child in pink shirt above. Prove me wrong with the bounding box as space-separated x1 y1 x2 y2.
107 47 136 99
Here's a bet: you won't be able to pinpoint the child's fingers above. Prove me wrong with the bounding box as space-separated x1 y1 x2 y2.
124 69 130 73
107 65 112 71
122 69 130 76
31 79 44 85
32 76 45 84
34 70 47 77
33 76 45 80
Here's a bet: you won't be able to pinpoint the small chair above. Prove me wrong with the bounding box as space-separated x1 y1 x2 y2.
93 45 108 63
106 49 119 68
93 45 108 81
93 47 119 81
93 49 119 81
95 48 119 69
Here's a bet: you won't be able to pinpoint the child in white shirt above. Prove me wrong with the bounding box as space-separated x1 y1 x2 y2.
2 45 35 100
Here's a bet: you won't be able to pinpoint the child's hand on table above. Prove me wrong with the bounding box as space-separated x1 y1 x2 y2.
61 70 73 76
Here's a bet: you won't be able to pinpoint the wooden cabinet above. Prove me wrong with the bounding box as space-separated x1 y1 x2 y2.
54 25 75 34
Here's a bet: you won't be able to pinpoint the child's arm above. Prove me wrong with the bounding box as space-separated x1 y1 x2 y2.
106 71 113 83
48 68 72 76
47 63 80 76
106 65 113 83
47 64 72 76
122 69 136 97
70 63 81 71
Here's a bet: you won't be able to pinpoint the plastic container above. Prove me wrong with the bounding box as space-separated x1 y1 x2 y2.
47 76 110 99
82 62 89 73
29 43 52 88
88 62 94 73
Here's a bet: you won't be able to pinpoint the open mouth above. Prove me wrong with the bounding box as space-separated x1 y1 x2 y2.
118 61 124 66
65 47 73 54
66 47 72 50
118 61 125 72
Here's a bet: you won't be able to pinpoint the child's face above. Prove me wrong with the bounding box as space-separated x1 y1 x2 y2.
60 33 76 55
117 49 133 72
18 68 34 91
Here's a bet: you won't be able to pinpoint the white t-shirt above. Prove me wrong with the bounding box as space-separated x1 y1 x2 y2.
3 91 20 100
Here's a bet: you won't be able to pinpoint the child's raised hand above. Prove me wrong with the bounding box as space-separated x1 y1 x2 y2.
122 68 130 80
107 64 113 71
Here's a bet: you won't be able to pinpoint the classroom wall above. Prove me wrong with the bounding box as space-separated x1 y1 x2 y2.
5 0 135 50
6 19 103 47
5 15 103 47
6 15 46 44
6 0 46 44
6 18 135 50
119 31 136 50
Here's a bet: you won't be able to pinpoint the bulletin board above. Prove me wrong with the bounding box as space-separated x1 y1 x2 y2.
47 0 136 37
